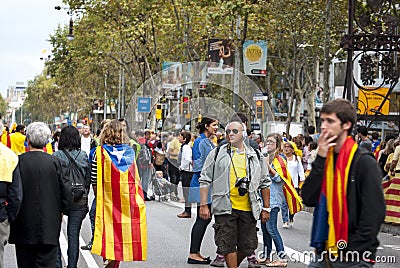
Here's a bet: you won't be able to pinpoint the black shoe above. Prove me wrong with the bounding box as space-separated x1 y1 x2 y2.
187 258 211 265
81 244 92 250
145 196 155 201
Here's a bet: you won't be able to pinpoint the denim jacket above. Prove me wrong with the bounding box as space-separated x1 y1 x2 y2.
193 134 215 172
199 143 271 220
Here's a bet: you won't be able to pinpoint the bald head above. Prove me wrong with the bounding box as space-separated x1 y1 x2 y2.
225 121 244 147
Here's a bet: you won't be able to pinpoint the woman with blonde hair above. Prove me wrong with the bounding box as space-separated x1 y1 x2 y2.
282 141 305 227
259 133 288 267
90 120 147 268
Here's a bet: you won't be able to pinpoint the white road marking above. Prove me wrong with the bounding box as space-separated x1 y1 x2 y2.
60 215 99 267
169 201 311 265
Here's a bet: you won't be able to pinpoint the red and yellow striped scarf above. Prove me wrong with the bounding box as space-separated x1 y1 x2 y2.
273 155 303 214
92 146 147 261
322 137 357 254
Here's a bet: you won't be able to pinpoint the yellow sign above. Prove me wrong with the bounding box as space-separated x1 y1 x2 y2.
245 44 262 62
357 87 390 115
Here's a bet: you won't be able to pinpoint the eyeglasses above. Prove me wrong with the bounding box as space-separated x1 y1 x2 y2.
226 129 240 134
265 140 276 144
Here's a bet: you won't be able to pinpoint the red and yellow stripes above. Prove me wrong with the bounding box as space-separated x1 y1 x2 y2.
274 155 303 214
383 177 400 224
92 146 147 261
323 137 357 255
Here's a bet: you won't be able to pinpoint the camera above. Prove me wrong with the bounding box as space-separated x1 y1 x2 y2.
235 177 250 196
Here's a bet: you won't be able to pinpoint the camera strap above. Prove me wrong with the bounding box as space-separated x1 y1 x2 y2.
227 143 251 182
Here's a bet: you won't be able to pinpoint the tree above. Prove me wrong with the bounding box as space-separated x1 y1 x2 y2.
22 0 350 129
0 94 7 120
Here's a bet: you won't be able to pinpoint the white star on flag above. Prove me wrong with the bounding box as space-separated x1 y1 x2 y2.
109 147 125 164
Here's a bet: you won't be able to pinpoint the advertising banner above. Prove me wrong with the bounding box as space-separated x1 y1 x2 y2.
207 39 234 74
357 87 390 115
243 40 267 76
162 62 182 89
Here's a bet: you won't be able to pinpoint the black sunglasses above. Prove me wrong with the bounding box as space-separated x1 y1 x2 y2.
226 129 240 134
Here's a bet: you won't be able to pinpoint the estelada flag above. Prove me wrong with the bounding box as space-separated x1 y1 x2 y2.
273 155 303 214
92 144 147 261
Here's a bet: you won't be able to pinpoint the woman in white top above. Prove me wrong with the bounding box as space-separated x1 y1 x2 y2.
177 131 193 218
281 141 305 228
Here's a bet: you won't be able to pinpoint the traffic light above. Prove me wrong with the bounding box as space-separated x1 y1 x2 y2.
156 104 162 120
255 100 264 120
181 97 190 117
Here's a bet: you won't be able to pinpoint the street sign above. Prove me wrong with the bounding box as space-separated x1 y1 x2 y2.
253 92 268 101
250 122 260 131
137 97 152 113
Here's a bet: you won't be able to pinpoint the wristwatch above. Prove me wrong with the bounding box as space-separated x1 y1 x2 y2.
262 207 271 213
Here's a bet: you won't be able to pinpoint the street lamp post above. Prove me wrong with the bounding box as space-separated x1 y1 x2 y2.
20 104 23 125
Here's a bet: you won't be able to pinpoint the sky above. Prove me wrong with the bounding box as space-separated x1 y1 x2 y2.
0 0 69 98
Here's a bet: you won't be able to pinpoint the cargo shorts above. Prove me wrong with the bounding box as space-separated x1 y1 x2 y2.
213 209 258 256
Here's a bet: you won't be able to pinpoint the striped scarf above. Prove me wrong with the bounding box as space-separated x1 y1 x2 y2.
273 155 303 214
311 137 357 255
92 145 147 261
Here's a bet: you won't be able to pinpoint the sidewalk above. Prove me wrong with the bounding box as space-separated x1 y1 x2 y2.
304 207 400 236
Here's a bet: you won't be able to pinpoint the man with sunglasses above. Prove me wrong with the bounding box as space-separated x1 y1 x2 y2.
199 120 271 268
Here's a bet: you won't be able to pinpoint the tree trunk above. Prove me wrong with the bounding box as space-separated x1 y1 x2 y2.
323 0 332 103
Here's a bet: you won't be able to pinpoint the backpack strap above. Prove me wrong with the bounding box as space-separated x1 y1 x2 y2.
62 150 85 179
211 145 222 179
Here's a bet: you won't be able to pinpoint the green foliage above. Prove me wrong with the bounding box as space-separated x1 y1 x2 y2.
0 94 7 120
22 0 350 123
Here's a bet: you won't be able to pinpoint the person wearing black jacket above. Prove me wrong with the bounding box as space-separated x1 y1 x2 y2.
302 99 385 267
9 122 72 268
0 122 22 268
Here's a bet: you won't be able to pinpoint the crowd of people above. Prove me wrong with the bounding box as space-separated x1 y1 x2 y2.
0 97 397 268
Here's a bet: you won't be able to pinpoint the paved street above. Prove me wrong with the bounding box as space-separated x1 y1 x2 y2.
4 195 400 267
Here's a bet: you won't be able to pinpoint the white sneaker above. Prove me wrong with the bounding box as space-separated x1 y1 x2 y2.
282 222 290 229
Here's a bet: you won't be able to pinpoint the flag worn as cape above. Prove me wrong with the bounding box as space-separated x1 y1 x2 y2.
311 137 357 255
92 144 147 262
382 177 400 224
373 145 380 160
274 155 303 214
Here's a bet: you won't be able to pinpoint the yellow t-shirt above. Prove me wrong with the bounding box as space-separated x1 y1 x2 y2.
10 132 26 155
168 137 181 160
230 149 251 211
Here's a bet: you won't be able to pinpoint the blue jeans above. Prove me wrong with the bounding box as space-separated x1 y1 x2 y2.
261 207 285 259
57 206 89 268
281 200 289 223
89 198 96 242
